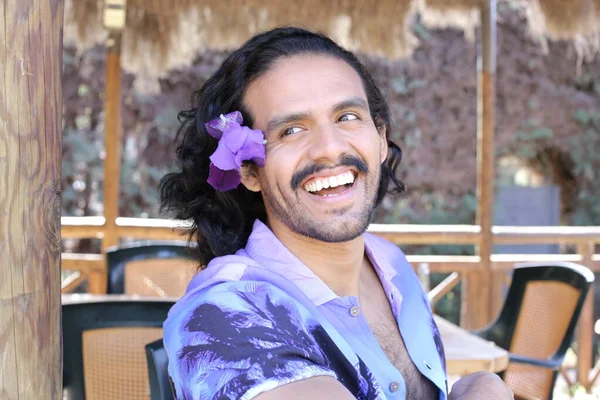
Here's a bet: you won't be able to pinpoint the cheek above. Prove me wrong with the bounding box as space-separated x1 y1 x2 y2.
354 134 383 163
261 150 296 189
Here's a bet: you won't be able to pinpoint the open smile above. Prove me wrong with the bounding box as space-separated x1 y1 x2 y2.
302 170 357 197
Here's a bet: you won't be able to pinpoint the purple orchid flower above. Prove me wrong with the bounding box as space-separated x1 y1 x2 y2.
205 111 266 191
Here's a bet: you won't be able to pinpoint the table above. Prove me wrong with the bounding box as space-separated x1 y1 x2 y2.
435 315 509 376
61 293 178 305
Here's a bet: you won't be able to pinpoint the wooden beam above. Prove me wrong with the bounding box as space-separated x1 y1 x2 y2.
577 241 595 391
370 224 480 244
95 31 124 294
61 252 105 270
464 0 496 330
428 272 462 305
115 217 188 240
58 217 600 244
493 226 600 244
60 216 105 238
0 0 64 397
102 31 123 251
61 271 86 293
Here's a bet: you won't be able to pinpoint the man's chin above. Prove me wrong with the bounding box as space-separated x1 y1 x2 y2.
295 215 372 243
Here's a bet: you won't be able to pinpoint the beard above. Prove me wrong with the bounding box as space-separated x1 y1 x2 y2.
261 156 381 243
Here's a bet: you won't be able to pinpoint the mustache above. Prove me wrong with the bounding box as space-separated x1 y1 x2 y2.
291 154 369 191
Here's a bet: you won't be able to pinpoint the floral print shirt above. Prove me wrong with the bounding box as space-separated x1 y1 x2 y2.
164 220 448 399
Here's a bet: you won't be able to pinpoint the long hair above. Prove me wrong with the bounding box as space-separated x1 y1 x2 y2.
159 27 405 267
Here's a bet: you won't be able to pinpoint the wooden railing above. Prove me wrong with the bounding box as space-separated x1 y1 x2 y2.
60 217 600 390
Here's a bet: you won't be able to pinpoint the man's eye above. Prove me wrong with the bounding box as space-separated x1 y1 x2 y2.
281 126 303 136
338 113 359 122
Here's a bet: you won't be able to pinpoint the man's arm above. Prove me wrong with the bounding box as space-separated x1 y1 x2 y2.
254 376 356 400
449 372 514 400
164 281 354 399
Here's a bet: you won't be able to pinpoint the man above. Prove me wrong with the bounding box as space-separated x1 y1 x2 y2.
160 27 512 400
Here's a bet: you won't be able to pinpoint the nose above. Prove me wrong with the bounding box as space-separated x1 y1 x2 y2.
306 122 350 163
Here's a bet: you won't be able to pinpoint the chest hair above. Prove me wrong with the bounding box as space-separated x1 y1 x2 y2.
360 261 438 400
366 309 439 400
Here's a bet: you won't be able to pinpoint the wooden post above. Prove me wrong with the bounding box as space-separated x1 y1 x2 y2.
463 0 496 330
0 0 64 397
577 241 595 391
92 31 123 294
490 269 509 319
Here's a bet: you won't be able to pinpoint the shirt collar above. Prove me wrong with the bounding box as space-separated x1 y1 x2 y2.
244 220 399 306
364 232 399 282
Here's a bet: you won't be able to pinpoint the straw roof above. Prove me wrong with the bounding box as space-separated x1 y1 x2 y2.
64 0 600 90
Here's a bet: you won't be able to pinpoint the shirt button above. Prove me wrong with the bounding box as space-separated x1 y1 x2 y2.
424 361 432 370
389 381 400 392
349 306 360 317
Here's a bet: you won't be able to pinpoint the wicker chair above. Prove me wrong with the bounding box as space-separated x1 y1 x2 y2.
146 338 176 400
106 240 197 298
63 296 175 400
474 262 594 400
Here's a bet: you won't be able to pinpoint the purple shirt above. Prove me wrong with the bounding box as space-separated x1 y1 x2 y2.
164 220 448 399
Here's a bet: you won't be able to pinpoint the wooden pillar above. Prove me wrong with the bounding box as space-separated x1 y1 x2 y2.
91 31 123 294
578 241 595 391
0 0 64 397
462 0 496 330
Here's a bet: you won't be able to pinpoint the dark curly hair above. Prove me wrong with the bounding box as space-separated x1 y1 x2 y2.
159 27 405 267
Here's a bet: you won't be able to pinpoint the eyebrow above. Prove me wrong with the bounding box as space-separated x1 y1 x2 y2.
331 97 369 114
265 96 369 134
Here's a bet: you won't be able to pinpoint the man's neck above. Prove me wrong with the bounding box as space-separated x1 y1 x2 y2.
269 222 365 298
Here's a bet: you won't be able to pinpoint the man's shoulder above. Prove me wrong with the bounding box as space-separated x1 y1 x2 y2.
186 252 299 296
167 254 313 331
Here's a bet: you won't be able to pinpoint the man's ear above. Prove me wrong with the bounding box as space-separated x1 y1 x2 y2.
240 164 262 192
379 125 388 164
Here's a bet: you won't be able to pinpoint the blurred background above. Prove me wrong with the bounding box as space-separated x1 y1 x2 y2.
62 0 600 326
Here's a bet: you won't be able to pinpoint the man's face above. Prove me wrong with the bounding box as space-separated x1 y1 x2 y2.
242 54 387 243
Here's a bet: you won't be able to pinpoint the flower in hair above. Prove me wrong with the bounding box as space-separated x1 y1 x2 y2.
205 111 266 191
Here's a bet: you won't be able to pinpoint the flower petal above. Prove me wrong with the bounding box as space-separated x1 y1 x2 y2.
209 142 239 170
207 163 241 191
205 111 244 139
222 124 247 153
247 129 265 144
236 141 266 167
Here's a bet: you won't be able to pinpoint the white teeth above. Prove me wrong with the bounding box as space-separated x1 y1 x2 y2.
348 172 355 184
303 171 356 193
339 173 349 185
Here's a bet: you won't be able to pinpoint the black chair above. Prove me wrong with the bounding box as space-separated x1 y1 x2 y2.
473 262 594 400
146 338 176 400
62 295 175 400
106 240 196 297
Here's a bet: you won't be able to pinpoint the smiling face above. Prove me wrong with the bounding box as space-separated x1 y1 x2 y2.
241 54 387 243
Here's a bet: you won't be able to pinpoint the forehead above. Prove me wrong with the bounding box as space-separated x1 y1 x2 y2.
243 54 368 127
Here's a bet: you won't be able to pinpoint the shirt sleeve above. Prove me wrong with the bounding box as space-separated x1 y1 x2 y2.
163 280 338 400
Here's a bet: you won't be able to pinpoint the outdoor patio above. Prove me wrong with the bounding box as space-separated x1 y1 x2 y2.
2 0 600 399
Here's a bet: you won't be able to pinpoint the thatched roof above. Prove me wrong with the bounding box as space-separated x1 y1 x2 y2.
64 0 600 90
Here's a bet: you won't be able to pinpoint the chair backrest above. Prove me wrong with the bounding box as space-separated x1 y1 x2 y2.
482 262 593 399
106 241 197 297
145 338 175 400
62 295 175 400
